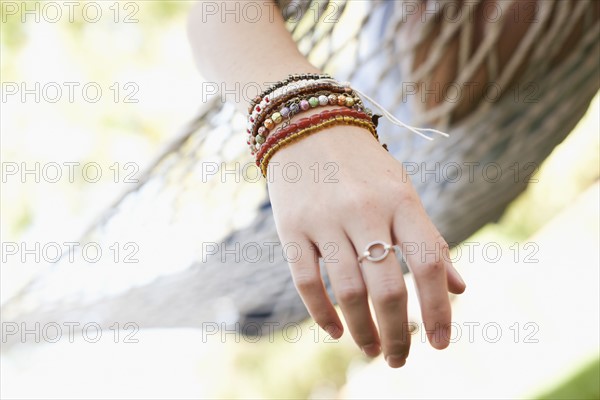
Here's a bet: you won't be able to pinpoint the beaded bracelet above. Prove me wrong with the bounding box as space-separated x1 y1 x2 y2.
243 75 435 180
249 79 320 119
256 107 378 160
248 82 359 138
248 91 370 151
260 117 377 178
258 92 364 134
255 107 376 162
248 81 349 130
259 114 379 177
248 73 451 142
258 78 328 106
249 74 330 113
248 73 331 114
248 79 358 121
256 108 377 167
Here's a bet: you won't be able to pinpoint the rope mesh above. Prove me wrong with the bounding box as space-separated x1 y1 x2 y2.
3 0 598 339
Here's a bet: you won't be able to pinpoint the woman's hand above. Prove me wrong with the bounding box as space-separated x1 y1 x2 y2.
267 124 467 368
188 0 466 369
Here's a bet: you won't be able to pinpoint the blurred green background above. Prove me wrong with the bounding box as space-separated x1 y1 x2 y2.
1 1 598 399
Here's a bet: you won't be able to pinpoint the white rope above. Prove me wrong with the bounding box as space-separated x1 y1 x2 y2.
320 78 449 140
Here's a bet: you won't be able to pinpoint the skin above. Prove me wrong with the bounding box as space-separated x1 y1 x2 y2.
187 0 598 368
186 0 466 369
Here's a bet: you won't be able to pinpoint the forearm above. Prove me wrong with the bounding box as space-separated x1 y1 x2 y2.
187 0 321 113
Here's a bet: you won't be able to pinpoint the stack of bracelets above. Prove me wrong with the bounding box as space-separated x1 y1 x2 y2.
247 73 388 177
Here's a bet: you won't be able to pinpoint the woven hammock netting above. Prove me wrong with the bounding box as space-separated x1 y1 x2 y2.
3 0 599 341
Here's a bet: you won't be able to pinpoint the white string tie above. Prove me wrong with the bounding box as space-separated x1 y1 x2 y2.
321 79 450 141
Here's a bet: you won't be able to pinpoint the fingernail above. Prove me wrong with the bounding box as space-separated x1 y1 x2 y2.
428 325 450 349
385 355 406 368
361 343 381 357
325 324 342 339
450 264 466 286
457 272 466 287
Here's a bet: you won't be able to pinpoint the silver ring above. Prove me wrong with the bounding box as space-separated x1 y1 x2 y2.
357 241 393 263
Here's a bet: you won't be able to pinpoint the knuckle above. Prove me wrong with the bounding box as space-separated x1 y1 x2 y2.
374 282 407 308
292 271 320 293
417 259 445 278
336 285 368 306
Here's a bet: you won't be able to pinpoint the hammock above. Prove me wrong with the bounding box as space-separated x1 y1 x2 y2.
3 0 599 344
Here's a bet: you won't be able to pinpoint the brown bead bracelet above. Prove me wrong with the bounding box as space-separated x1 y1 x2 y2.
248 91 369 151
248 82 363 143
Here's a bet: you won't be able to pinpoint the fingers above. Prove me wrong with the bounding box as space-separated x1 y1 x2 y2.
392 200 457 350
316 231 381 357
346 229 411 368
281 188 465 363
284 235 343 338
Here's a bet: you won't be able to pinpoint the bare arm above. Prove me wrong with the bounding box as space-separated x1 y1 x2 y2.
187 1 321 113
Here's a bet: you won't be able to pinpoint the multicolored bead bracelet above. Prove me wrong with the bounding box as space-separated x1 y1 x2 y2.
247 86 368 155
247 73 331 114
248 81 354 136
248 91 370 152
